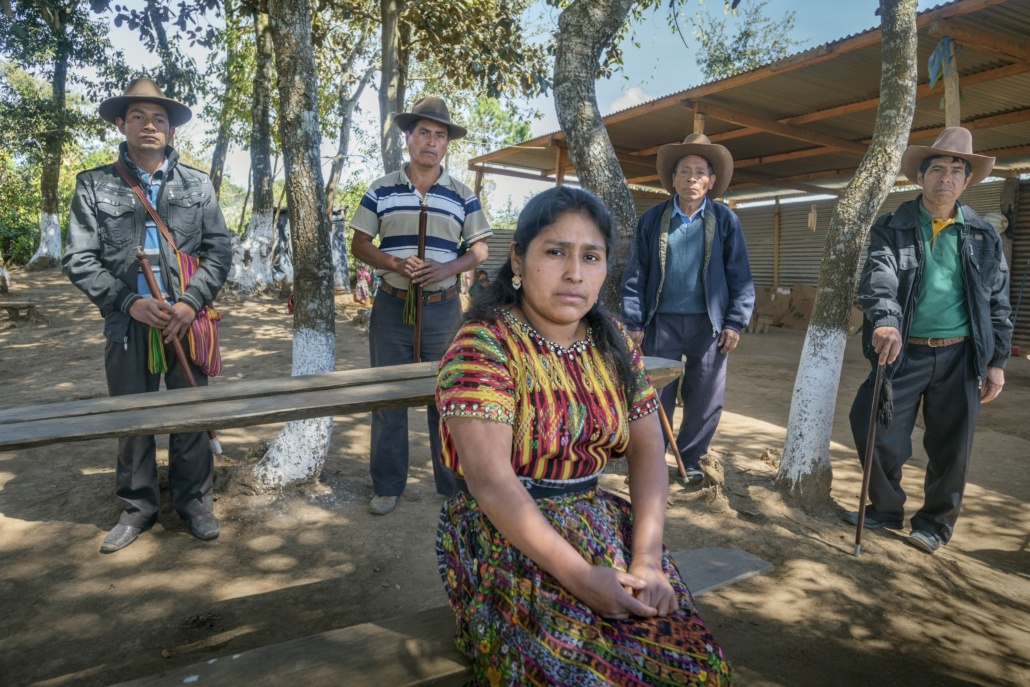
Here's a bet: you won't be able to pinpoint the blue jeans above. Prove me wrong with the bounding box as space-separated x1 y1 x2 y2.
368 288 460 496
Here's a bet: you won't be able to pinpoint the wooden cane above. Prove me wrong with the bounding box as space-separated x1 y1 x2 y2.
854 362 886 556
413 198 428 363
136 251 222 454
656 401 689 482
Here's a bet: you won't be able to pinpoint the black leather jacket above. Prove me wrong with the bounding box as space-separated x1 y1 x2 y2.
64 144 232 343
857 197 1012 381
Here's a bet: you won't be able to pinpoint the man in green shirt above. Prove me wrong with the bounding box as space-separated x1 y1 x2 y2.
845 127 1012 554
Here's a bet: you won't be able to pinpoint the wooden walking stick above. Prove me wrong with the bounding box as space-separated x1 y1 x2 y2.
854 362 886 556
412 197 428 362
137 251 223 454
656 402 689 483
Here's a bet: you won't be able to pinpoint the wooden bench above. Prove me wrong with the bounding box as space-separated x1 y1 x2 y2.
111 547 771 687
0 356 684 451
0 300 48 326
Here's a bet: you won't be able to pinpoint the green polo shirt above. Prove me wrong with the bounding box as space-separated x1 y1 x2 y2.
909 202 971 339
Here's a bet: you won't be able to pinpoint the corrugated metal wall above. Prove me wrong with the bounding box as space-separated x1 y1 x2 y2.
479 231 514 280
734 180 1006 288
1012 182 1030 352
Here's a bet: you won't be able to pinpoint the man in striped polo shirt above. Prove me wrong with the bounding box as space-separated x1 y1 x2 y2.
351 97 492 515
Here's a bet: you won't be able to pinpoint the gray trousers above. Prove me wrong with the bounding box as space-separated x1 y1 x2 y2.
644 313 727 470
368 289 459 497
849 341 979 543
104 319 214 528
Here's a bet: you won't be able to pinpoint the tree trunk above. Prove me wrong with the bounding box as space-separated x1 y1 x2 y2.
228 4 276 294
325 64 373 216
254 0 337 489
27 24 68 272
378 0 405 174
776 0 918 509
553 0 637 310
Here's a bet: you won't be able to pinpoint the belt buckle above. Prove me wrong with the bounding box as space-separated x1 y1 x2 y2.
927 337 941 348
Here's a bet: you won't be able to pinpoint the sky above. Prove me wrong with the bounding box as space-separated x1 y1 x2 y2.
101 0 940 207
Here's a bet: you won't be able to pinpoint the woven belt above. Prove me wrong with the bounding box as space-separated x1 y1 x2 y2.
378 282 459 304
907 336 968 348
454 474 599 500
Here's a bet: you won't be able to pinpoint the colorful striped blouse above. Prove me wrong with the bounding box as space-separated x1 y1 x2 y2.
436 310 659 480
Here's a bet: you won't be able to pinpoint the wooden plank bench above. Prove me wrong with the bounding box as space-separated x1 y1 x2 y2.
111 547 771 687
0 299 48 326
0 356 684 451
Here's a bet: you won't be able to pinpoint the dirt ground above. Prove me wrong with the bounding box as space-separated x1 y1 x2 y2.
1 267 1028 687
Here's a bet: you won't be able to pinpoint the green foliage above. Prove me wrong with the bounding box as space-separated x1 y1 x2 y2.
0 151 43 264
681 0 803 81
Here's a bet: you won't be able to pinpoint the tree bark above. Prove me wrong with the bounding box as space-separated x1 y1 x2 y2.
228 4 276 293
27 14 69 271
553 0 638 309
776 0 918 509
254 0 337 489
325 62 374 216
378 0 405 174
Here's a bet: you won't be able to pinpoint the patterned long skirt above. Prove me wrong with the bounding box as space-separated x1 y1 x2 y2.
436 487 732 686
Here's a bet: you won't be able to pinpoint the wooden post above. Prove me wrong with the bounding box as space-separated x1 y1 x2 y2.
693 107 705 135
555 146 567 186
473 169 483 197
944 39 961 127
773 197 781 289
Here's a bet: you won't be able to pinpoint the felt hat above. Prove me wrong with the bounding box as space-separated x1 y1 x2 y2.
393 96 467 140
655 133 733 197
900 127 994 186
98 78 192 128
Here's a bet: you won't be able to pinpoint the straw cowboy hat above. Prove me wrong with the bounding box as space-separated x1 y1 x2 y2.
98 78 193 128
656 133 734 198
900 126 994 186
393 96 468 140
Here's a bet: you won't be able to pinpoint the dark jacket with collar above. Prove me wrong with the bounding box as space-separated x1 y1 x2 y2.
63 143 232 343
857 196 1012 381
620 197 755 336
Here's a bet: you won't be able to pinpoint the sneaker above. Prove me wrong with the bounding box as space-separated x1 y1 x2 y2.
906 529 941 554
682 469 705 485
100 523 147 554
187 513 220 541
842 510 904 530
369 495 398 515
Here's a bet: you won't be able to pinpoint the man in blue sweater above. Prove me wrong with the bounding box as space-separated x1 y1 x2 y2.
621 134 754 484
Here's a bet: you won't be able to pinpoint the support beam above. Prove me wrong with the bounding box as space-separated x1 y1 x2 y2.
555 146 567 186
468 164 559 183
733 170 841 196
929 18 1030 64
943 39 961 127
685 100 868 154
693 106 705 135
473 169 483 197
773 198 780 288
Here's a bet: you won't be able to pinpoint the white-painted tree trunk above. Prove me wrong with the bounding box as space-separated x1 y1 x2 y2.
252 328 336 488
0 265 10 294
227 210 276 293
26 212 62 271
779 323 848 500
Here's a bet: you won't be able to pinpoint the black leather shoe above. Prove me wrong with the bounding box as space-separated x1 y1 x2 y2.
842 510 903 530
187 513 220 541
100 523 145 554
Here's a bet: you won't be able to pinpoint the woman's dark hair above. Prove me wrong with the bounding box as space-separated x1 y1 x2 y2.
465 186 637 399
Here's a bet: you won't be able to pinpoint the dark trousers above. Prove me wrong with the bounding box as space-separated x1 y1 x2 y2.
644 313 727 470
368 288 459 497
104 319 214 528
849 341 980 543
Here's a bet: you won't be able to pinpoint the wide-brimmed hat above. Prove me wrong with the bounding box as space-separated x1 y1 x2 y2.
900 127 994 186
655 133 733 197
98 78 192 128
393 96 467 140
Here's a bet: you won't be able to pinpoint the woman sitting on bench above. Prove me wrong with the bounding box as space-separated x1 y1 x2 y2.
435 186 731 686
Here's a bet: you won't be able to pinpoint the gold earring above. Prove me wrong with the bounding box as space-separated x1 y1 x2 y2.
512 273 522 291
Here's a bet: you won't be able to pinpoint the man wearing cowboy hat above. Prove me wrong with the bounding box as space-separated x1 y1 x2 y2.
351 96 491 515
846 127 1012 554
621 133 755 484
64 78 231 552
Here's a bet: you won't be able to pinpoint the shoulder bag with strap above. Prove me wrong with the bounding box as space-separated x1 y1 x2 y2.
113 159 223 377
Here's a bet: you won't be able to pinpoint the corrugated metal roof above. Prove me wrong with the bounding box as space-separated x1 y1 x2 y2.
471 0 1030 202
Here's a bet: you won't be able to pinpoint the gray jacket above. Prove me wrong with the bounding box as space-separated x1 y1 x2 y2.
64 144 232 343
858 197 1012 381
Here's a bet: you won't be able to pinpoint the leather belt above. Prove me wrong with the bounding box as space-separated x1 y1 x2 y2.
907 336 968 348
453 474 599 500
378 282 459 304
